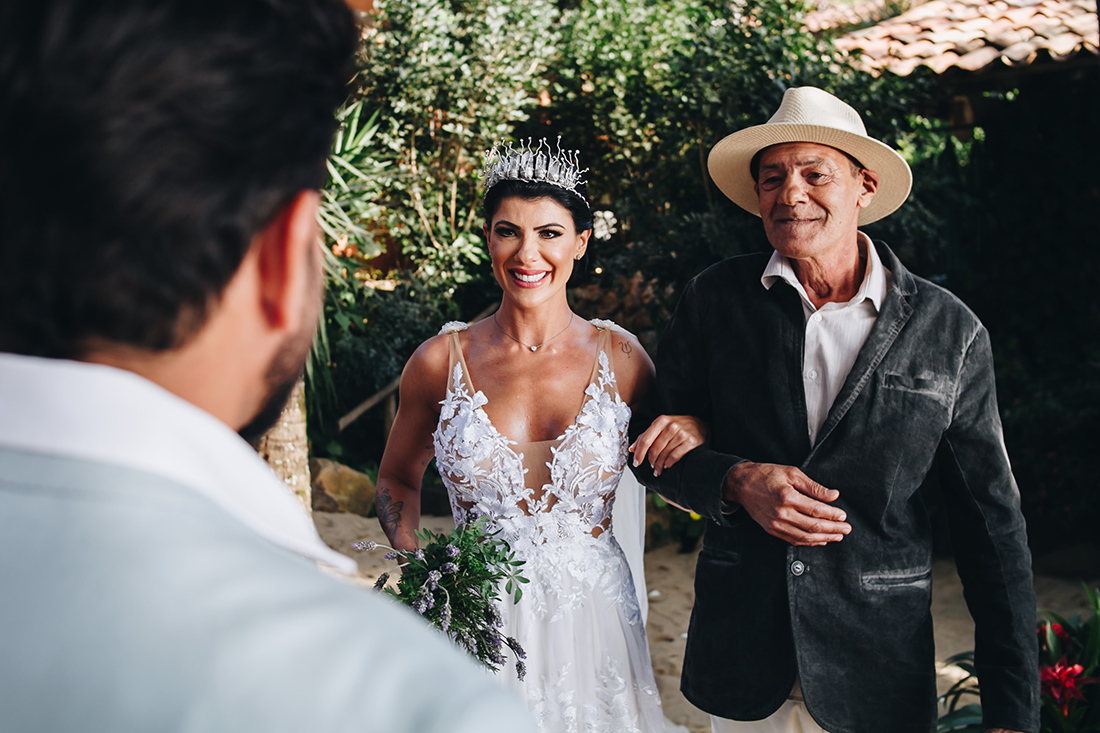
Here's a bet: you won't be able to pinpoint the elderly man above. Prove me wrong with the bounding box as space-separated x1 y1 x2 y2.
633 87 1038 733
0 2 536 732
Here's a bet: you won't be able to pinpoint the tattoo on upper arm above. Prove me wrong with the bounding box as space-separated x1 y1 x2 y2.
377 486 404 536
620 342 633 356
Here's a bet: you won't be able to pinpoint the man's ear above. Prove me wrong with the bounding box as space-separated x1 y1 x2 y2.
857 169 880 209
254 190 321 333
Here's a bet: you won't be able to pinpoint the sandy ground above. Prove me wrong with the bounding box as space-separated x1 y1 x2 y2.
314 511 1099 733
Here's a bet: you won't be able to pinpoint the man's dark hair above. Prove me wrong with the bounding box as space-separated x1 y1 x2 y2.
0 0 357 358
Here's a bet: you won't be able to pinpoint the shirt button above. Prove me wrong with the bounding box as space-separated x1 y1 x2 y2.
811 313 822 323
791 560 806 576
807 369 818 380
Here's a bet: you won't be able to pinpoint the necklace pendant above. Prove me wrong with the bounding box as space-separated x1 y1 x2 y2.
530 345 539 352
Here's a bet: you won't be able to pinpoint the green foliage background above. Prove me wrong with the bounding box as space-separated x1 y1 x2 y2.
311 0 1099 552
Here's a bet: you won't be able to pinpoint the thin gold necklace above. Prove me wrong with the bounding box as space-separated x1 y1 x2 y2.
493 312 574 352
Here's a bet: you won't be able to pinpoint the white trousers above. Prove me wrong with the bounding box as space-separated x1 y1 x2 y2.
710 701 828 733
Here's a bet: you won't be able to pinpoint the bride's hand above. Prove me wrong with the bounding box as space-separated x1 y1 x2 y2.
629 415 708 476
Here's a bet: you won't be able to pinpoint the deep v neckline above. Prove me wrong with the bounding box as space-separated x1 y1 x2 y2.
452 324 606 455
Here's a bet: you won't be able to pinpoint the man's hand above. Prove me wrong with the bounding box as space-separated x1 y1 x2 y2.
724 462 851 546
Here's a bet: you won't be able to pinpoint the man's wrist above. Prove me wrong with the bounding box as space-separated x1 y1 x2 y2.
720 461 748 514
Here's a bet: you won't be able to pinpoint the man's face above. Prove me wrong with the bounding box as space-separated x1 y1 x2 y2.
237 240 323 444
755 142 874 262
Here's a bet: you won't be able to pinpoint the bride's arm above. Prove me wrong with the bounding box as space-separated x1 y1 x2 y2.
375 337 449 552
630 414 708 477
608 330 708 477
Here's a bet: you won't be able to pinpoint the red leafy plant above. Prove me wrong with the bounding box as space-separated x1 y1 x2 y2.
1036 586 1100 731
938 585 1099 733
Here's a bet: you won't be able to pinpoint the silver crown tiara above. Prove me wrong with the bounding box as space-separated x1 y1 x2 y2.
482 137 589 207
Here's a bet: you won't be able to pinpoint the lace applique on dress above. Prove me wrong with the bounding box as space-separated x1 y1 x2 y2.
432 319 667 733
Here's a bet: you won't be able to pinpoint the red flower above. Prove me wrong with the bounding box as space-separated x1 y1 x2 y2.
1037 622 1071 643
1040 657 1099 716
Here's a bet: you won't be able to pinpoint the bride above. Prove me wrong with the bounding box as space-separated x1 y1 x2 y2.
377 140 703 733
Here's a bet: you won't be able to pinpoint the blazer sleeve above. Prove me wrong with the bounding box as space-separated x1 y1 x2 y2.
630 275 746 525
937 325 1040 732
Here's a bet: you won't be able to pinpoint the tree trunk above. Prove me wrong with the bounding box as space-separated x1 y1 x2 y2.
256 376 311 513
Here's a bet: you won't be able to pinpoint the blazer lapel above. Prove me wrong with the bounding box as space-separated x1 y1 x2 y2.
808 243 915 454
761 280 814 460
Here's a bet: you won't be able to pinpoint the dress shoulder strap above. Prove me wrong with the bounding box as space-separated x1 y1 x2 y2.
587 321 618 388
588 318 634 338
439 322 472 393
438 321 470 336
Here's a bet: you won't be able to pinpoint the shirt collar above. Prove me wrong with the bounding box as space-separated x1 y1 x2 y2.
0 353 357 574
761 232 888 312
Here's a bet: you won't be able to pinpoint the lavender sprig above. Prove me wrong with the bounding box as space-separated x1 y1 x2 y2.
362 514 528 679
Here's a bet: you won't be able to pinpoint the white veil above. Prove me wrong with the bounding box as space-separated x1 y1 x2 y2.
611 467 648 624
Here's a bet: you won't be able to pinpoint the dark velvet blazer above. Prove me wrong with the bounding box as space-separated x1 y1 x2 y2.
634 242 1039 733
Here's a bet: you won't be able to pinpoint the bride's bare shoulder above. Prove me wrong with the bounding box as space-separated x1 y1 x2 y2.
600 324 653 406
401 320 493 397
400 324 464 400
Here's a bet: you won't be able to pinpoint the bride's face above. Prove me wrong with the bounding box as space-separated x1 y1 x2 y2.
485 196 590 308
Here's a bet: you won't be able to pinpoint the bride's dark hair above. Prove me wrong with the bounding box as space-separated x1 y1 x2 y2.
482 179 594 286
483 180 593 234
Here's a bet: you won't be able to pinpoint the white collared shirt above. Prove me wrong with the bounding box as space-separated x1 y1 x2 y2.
0 353 357 574
761 232 891 446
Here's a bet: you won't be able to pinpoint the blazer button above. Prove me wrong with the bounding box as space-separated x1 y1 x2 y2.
791 560 806 576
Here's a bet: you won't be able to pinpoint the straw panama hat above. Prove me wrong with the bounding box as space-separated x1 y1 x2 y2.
707 86 913 225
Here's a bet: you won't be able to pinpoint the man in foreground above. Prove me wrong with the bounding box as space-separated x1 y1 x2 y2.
634 87 1038 732
0 2 535 731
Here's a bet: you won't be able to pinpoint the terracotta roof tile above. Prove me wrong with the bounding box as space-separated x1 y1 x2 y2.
896 38 938 57
983 17 1020 36
925 50 965 71
1030 19 1069 39
1002 38 1041 62
1065 12 1098 33
954 35 987 53
956 45 1005 69
988 28 1035 47
815 0 1098 75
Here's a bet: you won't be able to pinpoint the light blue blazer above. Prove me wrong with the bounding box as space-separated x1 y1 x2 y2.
0 446 536 733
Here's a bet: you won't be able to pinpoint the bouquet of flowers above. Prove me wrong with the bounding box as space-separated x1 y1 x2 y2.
355 514 529 679
938 585 1100 733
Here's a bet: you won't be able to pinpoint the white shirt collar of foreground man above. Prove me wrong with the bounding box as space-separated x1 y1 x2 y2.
759 232 892 447
0 353 357 574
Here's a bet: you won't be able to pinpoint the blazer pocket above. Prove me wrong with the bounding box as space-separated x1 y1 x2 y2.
698 545 742 568
882 371 951 407
860 565 932 591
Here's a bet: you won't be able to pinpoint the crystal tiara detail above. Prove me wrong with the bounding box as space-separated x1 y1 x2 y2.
482 137 589 207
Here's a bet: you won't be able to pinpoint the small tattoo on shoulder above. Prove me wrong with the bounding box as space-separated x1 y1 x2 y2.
620 342 633 356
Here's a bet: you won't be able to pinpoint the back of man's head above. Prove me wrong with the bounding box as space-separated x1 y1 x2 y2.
0 0 357 359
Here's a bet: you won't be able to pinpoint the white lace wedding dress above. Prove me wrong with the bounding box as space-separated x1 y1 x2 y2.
432 319 668 733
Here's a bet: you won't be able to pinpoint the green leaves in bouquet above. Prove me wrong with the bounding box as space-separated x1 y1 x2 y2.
379 514 529 678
